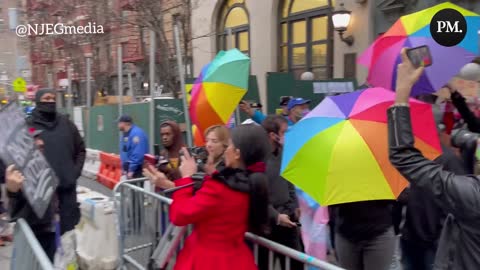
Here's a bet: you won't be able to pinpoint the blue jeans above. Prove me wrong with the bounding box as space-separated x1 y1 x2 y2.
400 238 436 270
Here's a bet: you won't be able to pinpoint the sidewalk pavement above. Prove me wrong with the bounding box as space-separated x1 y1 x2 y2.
0 242 11 269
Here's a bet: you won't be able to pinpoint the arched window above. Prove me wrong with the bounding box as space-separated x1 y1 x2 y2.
279 0 334 79
217 0 250 55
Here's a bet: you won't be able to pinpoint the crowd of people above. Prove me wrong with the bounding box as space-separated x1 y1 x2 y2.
2 89 85 260
1 49 480 270
124 52 480 270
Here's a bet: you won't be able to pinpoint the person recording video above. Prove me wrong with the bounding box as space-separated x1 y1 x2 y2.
388 48 480 270
143 124 271 270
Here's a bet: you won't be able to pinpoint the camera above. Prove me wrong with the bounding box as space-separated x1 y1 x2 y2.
180 147 208 165
240 100 262 109
451 129 479 149
179 147 208 193
451 128 479 174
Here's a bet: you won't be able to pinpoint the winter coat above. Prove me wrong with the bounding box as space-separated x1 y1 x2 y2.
169 169 260 270
388 106 480 270
15 110 86 233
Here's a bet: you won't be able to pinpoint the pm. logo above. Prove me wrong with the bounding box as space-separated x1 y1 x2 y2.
430 8 467 47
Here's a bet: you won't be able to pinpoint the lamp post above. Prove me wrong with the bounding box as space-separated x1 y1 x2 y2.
332 3 354 46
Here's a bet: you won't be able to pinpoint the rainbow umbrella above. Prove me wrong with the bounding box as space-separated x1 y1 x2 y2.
189 49 249 140
281 88 442 206
359 2 479 96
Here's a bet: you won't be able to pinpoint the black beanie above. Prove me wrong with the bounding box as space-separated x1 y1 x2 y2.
35 88 55 102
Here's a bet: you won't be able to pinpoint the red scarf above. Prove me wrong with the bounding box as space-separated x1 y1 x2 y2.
443 111 454 135
246 162 266 173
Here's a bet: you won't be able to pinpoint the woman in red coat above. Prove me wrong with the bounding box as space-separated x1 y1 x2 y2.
144 124 271 270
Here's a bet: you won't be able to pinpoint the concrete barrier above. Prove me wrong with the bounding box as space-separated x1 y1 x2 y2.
82 149 101 179
76 188 118 270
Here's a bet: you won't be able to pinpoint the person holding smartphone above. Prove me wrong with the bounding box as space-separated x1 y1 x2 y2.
157 121 185 181
143 124 271 270
388 48 480 270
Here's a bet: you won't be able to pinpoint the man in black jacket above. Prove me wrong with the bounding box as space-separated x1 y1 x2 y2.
388 48 480 270
28 89 85 233
7 89 86 260
394 97 469 270
398 144 467 270
258 115 303 270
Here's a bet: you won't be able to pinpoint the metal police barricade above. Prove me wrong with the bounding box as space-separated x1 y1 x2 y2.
10 218 54 270
114 178 344 270
114 178 173 270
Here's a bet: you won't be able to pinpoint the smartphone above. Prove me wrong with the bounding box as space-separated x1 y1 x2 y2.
144 154 158 166
406 45 433 68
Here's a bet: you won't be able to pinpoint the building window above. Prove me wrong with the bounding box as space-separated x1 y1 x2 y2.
217 0 249 56
279 0 334 79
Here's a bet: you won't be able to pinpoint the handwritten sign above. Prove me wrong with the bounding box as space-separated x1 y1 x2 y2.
156 104 184 116
0 103 58 218
156 103 185 123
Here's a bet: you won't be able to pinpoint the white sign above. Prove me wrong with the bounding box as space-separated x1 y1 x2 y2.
59 78 69 87
313 81 355 94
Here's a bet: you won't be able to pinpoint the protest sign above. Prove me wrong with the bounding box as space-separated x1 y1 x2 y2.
0 102 58 218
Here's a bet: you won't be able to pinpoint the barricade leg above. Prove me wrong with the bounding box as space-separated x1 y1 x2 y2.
11 219 54 270
114 178 169 270
113 179 344 270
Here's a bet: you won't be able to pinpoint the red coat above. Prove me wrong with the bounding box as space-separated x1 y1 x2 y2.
170 176 257 270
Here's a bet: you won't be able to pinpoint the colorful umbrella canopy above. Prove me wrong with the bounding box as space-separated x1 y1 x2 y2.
359 2 479 96
281 88 442 206
189 49 250 144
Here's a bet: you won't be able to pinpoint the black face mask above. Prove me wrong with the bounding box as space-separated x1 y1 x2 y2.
36 102 57 115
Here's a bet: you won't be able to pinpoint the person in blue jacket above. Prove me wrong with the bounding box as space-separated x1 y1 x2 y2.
118 115 149 179
239 97 310 127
